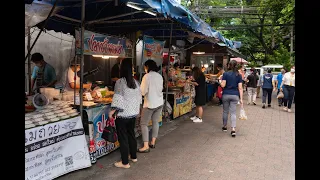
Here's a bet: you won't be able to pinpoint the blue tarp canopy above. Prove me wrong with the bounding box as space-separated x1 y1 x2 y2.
26 0 241 48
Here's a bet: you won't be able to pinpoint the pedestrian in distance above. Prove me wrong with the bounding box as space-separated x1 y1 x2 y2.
261 69 276 109
245 68 259 105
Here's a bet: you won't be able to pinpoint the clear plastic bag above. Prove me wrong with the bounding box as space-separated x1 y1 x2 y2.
239 107 247 120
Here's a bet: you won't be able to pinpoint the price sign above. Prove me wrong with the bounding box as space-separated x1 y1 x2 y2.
85 93 93 101
96 91 102 98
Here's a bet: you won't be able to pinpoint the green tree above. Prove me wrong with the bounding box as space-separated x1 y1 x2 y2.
181 0 295 66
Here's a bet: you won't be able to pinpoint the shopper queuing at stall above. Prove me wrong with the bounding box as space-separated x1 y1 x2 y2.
109 58 142 169
138 60 164 153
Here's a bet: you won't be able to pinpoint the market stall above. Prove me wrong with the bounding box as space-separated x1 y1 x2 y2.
167 66 195 119
74 31 162 163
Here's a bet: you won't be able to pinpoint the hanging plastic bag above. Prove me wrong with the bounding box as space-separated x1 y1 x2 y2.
239 107 247 120
277 91 284 99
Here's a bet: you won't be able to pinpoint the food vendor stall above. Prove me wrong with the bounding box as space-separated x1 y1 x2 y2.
75 31 163 163
167 66 195 119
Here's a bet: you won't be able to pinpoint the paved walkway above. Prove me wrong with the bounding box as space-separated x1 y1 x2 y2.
58 94 295 180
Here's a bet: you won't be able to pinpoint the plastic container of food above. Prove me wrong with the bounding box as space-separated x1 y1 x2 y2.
25 124 36 129
57 113 67 117
54 110 64 114
60 115 70 119
66 109 78 114
33 117 45 122
25 121 33 125
69 112 79 117
35 121 49 125
46 114 57 119
45 112 54 116
46 105 56 109
49 118 60 122
39 109 51 113
60 104 71 109
32 114 44 119
25 117 32 121
63 107 74 112
52 101 63 105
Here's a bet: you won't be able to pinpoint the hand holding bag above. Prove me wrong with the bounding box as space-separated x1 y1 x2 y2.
239 106 247 120
101 115 118 143
277 91 284 99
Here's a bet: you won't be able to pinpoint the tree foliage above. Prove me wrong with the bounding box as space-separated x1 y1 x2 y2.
181 0 295 67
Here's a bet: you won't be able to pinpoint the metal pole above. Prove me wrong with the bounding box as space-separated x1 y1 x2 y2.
80 0 85 120
164 23 173 122
25 0 60 61
74 56 77 106
139 36 145 83
290 26 294 64
27 27 32 94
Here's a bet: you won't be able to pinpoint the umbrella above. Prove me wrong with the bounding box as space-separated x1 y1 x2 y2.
230 57 248 64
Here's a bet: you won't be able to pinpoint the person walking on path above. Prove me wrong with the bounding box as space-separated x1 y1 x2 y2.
215 64 225 106
138 60 164 153
261 69 276 109
280 66 295 112
275 69 286 106
109 58 142 169
245 68 259 105
220 60 243 137
188 67 206 123
256 71 262 98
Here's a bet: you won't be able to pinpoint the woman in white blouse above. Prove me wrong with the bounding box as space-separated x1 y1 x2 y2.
280 66 295 112
109 58 142 169
138 60 163 153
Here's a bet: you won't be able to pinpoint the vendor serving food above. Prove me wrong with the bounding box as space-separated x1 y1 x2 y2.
65 62 92 91
30 53 57 94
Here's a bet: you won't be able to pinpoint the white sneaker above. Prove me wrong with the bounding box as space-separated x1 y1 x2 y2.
190 116 197 121
237 101 240 105
283 107 288 111
193 118 203 123
287 109 292 113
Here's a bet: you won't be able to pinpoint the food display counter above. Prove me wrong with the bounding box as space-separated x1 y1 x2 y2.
166 67 195 119
25 101 91 180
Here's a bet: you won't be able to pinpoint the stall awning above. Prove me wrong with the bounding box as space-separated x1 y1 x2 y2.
25 0 242 49
140 0 241 48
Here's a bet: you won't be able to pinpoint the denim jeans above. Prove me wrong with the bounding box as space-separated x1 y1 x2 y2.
283 85 295 109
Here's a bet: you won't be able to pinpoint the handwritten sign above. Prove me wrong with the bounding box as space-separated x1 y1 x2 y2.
85 93 93 101
96 91 102 98
25 116 91 180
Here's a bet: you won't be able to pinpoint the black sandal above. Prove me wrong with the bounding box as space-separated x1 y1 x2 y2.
137 148 150 153
231 130 236 137
149 144 156 149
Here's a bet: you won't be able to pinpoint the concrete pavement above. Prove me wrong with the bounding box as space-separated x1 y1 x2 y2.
57 94 295 180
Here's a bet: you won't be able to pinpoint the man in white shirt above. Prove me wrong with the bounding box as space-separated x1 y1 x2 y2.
138 60 163 153
65 63 92 92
